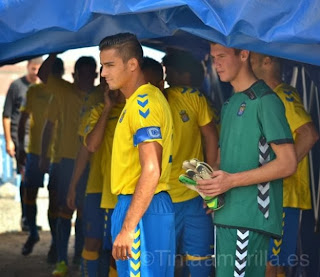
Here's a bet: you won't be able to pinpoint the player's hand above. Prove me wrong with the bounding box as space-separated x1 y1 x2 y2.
197 170 233 197
66 187 76 210
179 158 225 211
112 228 135 261
38 156 50 173
6 139 15 157
105 89 122 108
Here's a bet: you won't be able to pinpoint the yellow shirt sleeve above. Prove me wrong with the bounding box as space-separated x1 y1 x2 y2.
274 83 312 209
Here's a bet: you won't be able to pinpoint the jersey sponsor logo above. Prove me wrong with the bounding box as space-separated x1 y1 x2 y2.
147 127 161 139
237 102 246 116
179 110 190 122
119 109 126 123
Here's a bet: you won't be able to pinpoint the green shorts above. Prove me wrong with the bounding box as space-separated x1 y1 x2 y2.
215 226 269 277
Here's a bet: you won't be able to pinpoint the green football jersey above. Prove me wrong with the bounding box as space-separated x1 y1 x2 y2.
214 80 293 238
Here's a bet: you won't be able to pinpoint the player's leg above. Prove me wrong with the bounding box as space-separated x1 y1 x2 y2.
74 164 89 265
140 192 175 277
22 153 44 255
52 158 75 277
101 208 114 276
183 196 214 276
266 208 300 277
172 200 186 276
111 195 131 276
215 226 269 276
81 193 105 277
47 162 60 264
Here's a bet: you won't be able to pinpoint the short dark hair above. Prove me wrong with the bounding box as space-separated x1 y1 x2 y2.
162 50 204 87
74 56 96 72
52 58 64 76
99 33 144 67
142 57 164 81
210 42 241 55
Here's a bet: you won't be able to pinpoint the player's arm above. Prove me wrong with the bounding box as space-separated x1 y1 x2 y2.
67 143 91 210
197 142 297 197
38 53 57 83
3 85 15 157
200 120 219 168
86 90 117 152
2 117 15 157
112 141 162 260
39 120 54 172
294 122 319 162
85 105 111 152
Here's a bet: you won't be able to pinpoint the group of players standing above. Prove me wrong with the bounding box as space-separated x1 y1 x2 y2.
2 33 318 277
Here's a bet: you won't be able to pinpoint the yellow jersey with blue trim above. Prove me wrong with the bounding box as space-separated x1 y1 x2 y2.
274 83 312 209
165 86 214 203
20 83 52 156
111 83 173 195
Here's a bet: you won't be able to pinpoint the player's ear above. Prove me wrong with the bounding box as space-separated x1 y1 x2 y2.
263 56 272 66
240 50 250 61
127 58 139 72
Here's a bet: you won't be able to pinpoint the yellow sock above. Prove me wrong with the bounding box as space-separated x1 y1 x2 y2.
109 266 118 277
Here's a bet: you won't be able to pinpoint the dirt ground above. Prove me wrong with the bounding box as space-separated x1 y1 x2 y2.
0 183 81 277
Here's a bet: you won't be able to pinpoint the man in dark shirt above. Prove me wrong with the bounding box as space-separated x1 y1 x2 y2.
2 57 43 230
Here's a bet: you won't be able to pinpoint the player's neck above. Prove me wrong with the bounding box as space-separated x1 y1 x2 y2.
121 73 146 99
264 76 282 90
232 69 258 93
25 75 39 84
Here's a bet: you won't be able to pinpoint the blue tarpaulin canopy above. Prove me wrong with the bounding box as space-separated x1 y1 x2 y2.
1 0 320 65
1 1 320 275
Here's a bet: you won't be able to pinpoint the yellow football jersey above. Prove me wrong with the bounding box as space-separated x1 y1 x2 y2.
46 76 87 160
100 103 124 208
165 86 213 203
46 94 61 163
111 83 173 195
21 83 52 156
78 85 104 135
80 103 104 194
274 83 312 209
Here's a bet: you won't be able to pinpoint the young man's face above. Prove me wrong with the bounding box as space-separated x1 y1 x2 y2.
143 69 164 91
26 62 41 83
100 48 130 91
164 66 180 87
74 64 97 91
210 44 242 83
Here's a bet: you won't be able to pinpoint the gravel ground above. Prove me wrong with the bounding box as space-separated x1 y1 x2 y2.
0 183 81 277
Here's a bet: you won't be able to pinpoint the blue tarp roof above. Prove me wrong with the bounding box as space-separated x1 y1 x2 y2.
1 0 320 65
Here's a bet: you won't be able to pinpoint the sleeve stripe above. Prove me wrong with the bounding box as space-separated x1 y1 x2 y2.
269 138 294 145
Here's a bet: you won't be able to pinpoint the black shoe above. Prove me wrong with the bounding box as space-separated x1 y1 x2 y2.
22 236 40 256
47 244 58 264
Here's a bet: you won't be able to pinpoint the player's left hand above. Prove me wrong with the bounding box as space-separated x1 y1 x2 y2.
112 229 135 261
197 170 233 197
